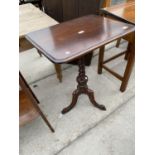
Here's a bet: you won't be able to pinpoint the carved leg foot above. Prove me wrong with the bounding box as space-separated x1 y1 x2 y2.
62 90 79 114
87 89 106 110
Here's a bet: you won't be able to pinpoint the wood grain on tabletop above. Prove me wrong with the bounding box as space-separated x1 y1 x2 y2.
26 15 135 63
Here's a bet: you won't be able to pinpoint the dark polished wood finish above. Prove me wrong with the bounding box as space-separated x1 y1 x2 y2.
42 0 105 65
26 15 134 64
26 15 134 113
62 57 106 114
19 72 55 132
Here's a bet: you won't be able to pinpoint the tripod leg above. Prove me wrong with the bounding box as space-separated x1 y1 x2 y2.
87 89 106 110
62 90 80 114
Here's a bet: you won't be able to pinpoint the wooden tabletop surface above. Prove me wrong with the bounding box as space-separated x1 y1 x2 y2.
26 15 135 64
104 1 135 24
19 3 58 38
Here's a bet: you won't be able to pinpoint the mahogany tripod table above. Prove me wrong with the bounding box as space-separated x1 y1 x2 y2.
26 15 135 114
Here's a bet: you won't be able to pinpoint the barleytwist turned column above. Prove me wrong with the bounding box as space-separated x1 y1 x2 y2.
62 57 106 114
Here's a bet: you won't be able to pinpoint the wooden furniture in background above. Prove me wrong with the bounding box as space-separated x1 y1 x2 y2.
19 3 62 82
26 15 134 114
42 0 105 22
98 1 135 92
103 0 111 7
103 0 135 47
103 1 135 24
19 72 55 132
20 90 39 126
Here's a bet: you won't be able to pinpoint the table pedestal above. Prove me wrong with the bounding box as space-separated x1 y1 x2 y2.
62 57 106 114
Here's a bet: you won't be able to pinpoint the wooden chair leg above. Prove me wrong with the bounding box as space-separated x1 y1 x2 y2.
98 46 105 74
37 49 42 57
19 72 55 132
54 64 62 82
124 42 130 60
116 38 121 47
33 103 55 132
120 43 135 92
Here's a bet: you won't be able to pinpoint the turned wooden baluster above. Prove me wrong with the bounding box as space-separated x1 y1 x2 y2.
62 57 106 114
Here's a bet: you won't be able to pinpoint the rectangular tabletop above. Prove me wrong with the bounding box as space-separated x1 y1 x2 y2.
103 1 135 24
26 15 135 64
19 3 58 38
